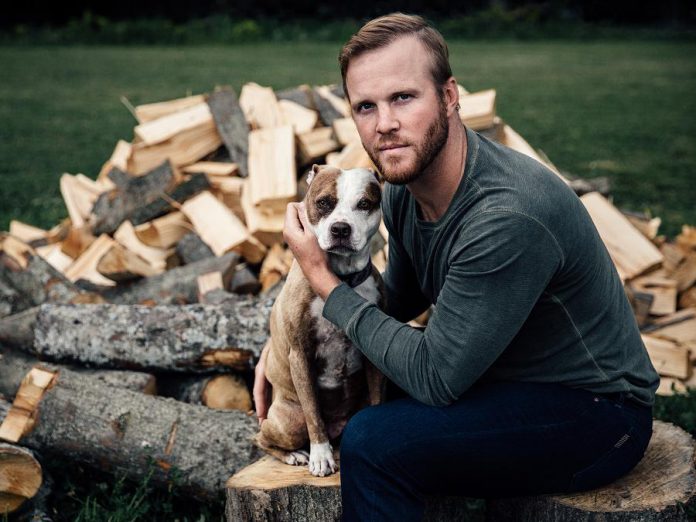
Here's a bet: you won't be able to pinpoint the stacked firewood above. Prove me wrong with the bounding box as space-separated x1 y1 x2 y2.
1 80 694 516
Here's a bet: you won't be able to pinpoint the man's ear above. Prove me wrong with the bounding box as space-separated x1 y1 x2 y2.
307 164 321 186
443 77 460 116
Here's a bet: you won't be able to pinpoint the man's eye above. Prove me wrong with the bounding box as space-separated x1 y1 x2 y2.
356 103 374 113
357 199 371 211
395 94 411 102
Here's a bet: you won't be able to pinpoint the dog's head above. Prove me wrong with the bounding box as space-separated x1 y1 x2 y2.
304 164 381 256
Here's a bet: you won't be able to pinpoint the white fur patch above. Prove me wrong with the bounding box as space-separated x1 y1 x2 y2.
309 441 337 476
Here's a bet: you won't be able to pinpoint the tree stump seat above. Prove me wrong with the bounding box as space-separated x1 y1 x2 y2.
226 420 696 521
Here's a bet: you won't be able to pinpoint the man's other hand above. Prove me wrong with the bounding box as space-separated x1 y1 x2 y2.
253 342 272 425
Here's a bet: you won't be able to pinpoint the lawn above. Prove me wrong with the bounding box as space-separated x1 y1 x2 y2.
0 40 695 237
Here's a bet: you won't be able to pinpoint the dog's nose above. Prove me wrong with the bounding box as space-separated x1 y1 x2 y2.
330 222 352 239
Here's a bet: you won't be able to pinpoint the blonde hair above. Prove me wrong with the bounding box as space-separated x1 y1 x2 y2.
339 13 452 99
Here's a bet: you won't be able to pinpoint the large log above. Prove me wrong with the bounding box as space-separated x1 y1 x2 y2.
101 252 239 304
487 421 696 521
31 298 274 372
207 87 249 178
89 161 175 236
0 366 260 501
176 232 215 265
226 455 481 522
0 441 42 514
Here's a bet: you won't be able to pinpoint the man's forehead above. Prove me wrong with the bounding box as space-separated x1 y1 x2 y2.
345 36 433 98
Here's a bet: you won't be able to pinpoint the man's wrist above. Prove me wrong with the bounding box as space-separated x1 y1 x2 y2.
312 268 341 301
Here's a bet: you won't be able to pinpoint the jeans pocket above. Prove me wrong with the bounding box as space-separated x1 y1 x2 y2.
569 425 642 492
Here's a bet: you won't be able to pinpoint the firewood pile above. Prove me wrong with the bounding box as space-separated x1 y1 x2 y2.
1 80 695 515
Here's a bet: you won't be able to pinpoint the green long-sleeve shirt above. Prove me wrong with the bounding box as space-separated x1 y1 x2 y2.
323 126 659 408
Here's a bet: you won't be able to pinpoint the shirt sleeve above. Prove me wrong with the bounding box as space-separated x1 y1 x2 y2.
322 210 563 406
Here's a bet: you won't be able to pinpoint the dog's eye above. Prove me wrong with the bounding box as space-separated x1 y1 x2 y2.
357 199 371 211
316 198 334 213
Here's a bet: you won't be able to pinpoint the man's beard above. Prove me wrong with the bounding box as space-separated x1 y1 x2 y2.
368 97 449 185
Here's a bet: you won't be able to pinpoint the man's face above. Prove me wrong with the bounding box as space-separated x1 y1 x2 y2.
345 36 450 185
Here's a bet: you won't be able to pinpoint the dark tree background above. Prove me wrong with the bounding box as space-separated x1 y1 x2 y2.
2 0 694 28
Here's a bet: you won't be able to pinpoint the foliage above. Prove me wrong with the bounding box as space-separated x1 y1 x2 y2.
654 388 696 437
2 11 695 46
44 456 224 521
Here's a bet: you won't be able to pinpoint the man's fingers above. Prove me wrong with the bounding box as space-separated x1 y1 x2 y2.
297 202 311 234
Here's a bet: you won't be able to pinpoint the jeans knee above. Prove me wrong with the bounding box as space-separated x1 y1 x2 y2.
341 406 382 464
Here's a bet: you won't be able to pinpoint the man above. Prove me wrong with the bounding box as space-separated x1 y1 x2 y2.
255 13 659 521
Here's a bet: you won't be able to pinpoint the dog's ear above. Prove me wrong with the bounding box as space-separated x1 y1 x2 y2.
307 164 321 186
367 168 381 183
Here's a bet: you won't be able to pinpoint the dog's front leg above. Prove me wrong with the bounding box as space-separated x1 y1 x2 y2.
288 347 337 477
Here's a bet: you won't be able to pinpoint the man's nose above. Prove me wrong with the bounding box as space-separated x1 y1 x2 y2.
375 106 399 135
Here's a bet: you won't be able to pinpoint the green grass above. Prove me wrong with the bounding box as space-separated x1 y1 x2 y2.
0 40 695 237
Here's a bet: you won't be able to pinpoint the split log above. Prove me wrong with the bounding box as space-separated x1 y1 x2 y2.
101 252 238 304
96 242 161 282
63 234 117 287
157 373 251 411
32 299 273 372
0 234 85 306
89 161 175 235
128 173 211 227
311 87 344 127
134 102 213 146
230 266 261 295
226 455 482 522
0 441 42 514
239 82 284 130
134 94 207 123
113 220 175 271
486 421 696 521
276 85 314 110
279 99 318 134
458 89 496 130
207 87 249 178
0 366 260 501
247 126 297 213
133 211 192 249
176 232 215 265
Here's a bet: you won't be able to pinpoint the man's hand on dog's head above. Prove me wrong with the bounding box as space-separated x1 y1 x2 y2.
284 202 341 301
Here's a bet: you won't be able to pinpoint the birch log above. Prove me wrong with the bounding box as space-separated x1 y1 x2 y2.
31 298 273 372
0 441 42 514
0 367 259 501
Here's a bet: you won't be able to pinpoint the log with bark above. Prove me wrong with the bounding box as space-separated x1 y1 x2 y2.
487 420 696 521
30 297 274 372
207 87 249 178
0 307 40 349
0 365 260 501
89 161 175 235
101 252 239 304
0 441 42 514
157 373 252 411
0 348 151 397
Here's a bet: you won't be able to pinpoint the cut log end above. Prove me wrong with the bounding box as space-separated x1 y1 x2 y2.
487 420 696 521
0 442 43 513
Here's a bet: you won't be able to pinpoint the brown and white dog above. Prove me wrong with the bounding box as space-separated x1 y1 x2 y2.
254 164 386 477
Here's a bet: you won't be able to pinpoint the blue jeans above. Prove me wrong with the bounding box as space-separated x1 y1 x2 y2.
339 380 653 521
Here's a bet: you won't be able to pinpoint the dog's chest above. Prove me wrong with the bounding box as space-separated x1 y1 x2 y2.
309 277 381 389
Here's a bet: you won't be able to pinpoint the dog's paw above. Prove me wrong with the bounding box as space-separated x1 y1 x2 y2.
308 442 337 477
284 450 310 466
